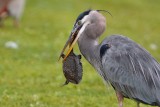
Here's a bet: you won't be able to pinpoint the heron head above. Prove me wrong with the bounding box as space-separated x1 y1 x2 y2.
59 9 111 61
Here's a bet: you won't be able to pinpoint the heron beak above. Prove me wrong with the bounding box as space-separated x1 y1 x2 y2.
59 24 83 61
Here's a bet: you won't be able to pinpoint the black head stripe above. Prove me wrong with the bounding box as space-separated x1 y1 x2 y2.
75 9 91 23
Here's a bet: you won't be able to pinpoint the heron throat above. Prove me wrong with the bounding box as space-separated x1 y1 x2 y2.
78 35 101 68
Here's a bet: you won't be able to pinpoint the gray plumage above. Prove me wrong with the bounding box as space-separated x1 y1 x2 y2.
101 35 160 106
61 9 160 107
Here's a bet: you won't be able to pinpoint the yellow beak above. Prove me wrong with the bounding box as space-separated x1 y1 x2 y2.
59 24 82 61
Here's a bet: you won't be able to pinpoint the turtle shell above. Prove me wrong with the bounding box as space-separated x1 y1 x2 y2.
62 51 83 85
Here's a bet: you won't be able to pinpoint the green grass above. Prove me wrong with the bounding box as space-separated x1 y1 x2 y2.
0 0 160 106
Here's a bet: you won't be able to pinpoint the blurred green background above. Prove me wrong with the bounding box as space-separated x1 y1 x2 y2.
0 0 160 107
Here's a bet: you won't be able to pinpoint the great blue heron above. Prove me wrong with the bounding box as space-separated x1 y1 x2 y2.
59 9 160 107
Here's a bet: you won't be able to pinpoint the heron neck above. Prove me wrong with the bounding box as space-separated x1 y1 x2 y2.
78 34 105 79
78 36 100 67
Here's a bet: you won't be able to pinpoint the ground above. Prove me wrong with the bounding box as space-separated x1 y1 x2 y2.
0 0 160 107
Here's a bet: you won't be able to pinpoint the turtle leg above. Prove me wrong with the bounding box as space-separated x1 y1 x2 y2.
61 54 65 58
116 91 124 107
78 55 81 59
61 80 69 87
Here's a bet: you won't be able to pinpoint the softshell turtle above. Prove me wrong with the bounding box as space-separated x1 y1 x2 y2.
61 50 83 85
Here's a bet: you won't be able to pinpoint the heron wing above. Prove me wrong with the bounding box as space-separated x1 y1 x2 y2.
101 35 160 105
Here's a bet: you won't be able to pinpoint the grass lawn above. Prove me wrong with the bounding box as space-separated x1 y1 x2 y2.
0 0 160 107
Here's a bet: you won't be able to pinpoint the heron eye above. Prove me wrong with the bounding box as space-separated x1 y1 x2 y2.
77 21 82 25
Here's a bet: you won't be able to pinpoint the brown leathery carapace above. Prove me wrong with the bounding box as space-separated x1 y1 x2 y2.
61 50 83 86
